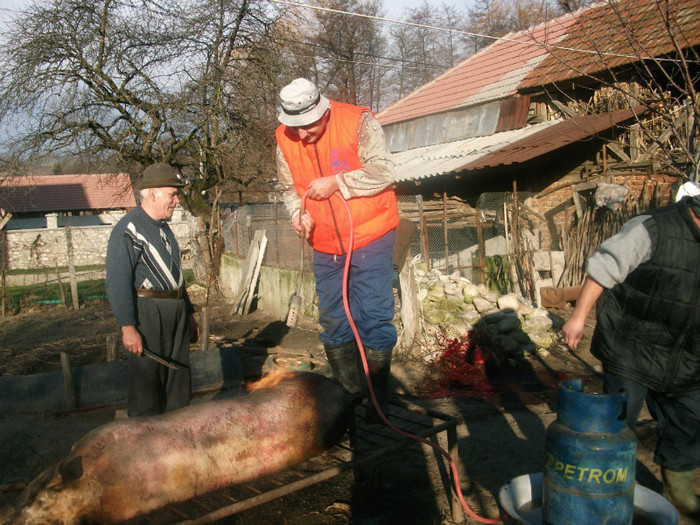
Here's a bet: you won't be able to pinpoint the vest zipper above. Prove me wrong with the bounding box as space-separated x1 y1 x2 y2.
663 290 699 393
313 143 346 255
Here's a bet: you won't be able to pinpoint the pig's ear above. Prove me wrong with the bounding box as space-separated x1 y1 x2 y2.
48 456 84 488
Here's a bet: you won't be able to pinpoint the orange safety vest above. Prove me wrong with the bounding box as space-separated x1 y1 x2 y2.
276 101 399 255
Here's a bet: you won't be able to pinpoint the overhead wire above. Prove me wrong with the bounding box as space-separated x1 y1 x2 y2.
277 36 448 71
267 0 698 65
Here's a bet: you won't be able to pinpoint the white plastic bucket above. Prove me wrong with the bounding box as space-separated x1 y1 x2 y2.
499 472 679 525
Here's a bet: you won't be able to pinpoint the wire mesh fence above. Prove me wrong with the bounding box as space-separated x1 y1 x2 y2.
220 193 526 286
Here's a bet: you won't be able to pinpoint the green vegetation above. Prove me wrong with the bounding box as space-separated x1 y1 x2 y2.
5 264 105 276
2 270 196 312
483 255 511 295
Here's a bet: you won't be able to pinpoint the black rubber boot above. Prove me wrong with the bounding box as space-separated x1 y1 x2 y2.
324 341 363 394
364 347 393 424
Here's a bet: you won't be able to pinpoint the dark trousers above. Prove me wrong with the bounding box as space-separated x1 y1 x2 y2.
313 229 397 351
128 297 192 417
604 371 700 471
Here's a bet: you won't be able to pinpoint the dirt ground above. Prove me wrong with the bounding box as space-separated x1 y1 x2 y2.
0 287 696 524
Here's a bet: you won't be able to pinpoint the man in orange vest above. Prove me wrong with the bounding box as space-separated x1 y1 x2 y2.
275 78 399 420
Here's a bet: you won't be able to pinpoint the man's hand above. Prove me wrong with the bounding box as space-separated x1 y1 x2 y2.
121 325 143 355
305 176 339 200
561 277 605 350
562 317 586 349
292 211 314 239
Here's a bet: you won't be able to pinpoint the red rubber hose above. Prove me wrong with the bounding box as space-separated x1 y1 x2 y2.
301 191 506 524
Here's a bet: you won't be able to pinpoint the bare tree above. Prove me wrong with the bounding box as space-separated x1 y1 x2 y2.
306 0 388 109
0 0 281 280
389 1 470 100
465 0 566 53
556 0 596 13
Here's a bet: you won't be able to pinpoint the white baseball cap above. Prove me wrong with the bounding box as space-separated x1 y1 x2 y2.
676 181 700 202
277 78 330 127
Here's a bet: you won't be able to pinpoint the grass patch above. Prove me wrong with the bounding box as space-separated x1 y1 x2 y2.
2 269 197 311
5 264 105 276
4 279 107 309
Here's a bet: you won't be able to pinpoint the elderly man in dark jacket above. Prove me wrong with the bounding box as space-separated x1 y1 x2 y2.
563 188 700 517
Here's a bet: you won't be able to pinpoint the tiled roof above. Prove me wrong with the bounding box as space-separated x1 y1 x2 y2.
0 173 136 214
378 0 699 126
520 0 700 89
377 9 581 126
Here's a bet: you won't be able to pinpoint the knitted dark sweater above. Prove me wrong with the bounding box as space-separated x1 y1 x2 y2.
106 206 192 327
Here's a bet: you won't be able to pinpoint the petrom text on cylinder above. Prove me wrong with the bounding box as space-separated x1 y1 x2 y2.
545 453 631 484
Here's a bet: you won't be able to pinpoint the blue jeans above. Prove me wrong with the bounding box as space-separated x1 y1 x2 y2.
313 230 397 351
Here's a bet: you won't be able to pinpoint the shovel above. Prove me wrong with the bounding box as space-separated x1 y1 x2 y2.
286 212 306 328
286 235 305 327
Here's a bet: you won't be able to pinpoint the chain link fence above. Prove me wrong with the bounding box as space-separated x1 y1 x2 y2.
220 193 539 288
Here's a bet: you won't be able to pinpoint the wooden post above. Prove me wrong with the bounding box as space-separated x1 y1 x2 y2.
602 143 608 179
1 227 6 317
417 195 431 272
55 264 68 309
475 206 486 283
442 192 449 269
273 197 280 267
65 226 79 310
106 334 118 361
629 82 641 161
60 352 77 410
200 305 210 353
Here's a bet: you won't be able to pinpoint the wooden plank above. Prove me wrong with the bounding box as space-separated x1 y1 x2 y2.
241 232 267 315
106 334 118 361
60 352 76 410
65 226 80 310
606 142 630 163
232 230 266 314
397 264 420 356
0 209 11 231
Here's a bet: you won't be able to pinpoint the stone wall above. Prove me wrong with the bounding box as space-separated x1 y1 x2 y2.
415 268 565 362
2 211 195 285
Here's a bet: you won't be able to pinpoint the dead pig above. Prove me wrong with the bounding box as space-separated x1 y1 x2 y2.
1 371 354 525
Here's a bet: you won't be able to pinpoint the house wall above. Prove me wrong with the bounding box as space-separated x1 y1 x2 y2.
5 211 128 230
2 213 196 285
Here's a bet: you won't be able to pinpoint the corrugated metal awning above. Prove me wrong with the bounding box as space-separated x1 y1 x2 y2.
394 107 642 183
459 107 642 171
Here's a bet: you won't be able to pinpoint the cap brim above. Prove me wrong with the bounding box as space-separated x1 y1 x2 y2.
278 96 330 127
140 178 187 189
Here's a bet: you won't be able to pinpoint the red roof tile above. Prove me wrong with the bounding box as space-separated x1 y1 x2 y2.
377 10 579 125
0 173 136 214
520 0 700 89
378 0 699 126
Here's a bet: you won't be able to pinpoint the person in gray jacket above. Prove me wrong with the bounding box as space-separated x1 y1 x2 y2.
562 187 700 517
106 163 198 417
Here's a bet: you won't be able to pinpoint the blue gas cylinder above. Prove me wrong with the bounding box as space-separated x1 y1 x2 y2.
543 379 637 525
